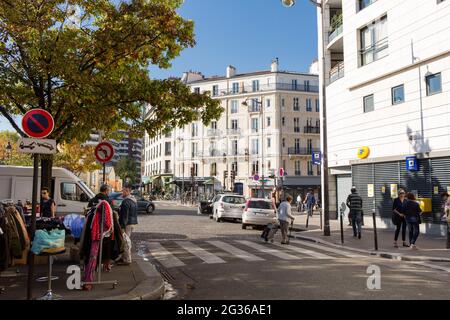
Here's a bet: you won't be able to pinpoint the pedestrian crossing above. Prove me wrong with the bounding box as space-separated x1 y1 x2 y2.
141 238 366 269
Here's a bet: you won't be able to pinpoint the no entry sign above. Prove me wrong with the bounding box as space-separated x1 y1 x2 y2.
22 109 54 138
95 142 115 163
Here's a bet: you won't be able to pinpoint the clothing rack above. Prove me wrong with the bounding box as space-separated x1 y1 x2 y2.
83 203 118 288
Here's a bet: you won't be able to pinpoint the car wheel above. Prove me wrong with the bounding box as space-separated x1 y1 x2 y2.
146 205 154 214
242 224 247 230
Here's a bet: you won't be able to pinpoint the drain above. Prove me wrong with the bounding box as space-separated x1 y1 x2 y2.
154 264 175 281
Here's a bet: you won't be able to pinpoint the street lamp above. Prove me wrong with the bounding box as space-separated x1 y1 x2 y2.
280 0 331 236
242 98 265 198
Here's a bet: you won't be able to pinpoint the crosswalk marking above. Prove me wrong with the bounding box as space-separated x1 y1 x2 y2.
235 240 300 260
289 240 363 258
207 240 265 262
175 241 226 264
271 242 333 259
146 242 186 268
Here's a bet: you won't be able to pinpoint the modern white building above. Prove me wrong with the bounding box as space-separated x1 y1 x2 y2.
317 0 450 230
143 60 321 199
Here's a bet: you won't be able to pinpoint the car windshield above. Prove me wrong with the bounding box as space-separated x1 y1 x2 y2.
222 196 246 204
248 200 273 209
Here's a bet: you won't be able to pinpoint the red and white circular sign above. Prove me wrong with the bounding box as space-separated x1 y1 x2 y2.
22 109 54 139
95 142 114 163
279 167 285 177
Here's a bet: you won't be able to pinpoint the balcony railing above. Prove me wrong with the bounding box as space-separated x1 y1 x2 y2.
227 128 242 135
248 105 261 113
165 150 172 156
304 126 320 134
328 13 343 43
329 61 344 83
203 82 319 97
287 147 320 155
207 129 221 137
163 169 172 174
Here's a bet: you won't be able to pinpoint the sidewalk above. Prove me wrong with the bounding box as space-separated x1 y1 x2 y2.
0 243 165 300
291 212 450 262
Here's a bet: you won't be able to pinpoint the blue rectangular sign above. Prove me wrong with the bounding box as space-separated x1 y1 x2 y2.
312 151 321 165
406 156 418 171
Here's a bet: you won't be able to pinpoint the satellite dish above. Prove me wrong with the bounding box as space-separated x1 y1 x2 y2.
281 0 295 7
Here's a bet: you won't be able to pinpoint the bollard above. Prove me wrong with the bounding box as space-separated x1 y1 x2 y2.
446 221 450 249
340 203 346 245
372 208 378 251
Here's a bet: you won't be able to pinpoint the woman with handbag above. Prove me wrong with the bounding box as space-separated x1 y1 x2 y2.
392 189 408 248
404 193 422 250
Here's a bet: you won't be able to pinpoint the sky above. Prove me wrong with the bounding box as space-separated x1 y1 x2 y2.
0 0 318 131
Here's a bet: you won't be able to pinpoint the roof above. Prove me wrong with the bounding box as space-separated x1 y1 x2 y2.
187 70 318 85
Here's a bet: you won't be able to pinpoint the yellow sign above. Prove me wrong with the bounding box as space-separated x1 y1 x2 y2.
390 184 398 198
434 186 439 195
381 186 386 194
368 184 374 198
447 186 450 194
357 146 370 159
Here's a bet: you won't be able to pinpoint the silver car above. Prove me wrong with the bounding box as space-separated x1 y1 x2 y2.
242 198 277 229
212 194 246 222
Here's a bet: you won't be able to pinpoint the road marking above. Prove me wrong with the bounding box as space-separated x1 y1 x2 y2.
207 240 265 262
175 241 226 264
271 242 333 259
289 239 364 258
235 240 300 260
146 242 186 268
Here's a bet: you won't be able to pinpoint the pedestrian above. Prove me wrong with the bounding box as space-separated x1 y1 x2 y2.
392 189 408 248
404 193 422 250
303 189 316 217
118 185 138 264
88 184 112 208
277 195 295 244
40 187 56 218
441 192 449 221
296 194 302 212
346 186 363 239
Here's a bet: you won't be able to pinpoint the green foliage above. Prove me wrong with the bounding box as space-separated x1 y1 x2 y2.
0 0 223 144
0 131 33 166
114 157 138 185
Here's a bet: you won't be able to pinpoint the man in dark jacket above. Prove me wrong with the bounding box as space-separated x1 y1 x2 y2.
346 187 363 239
119 185 138 264
88 184 112 208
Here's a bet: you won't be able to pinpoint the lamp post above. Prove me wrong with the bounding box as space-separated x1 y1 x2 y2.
242 98 265 198
281 0 331 236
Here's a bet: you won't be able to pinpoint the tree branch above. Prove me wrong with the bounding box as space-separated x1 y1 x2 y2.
0 106 25 137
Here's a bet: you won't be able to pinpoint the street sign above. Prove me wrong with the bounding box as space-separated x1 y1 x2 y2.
253 174 260 181
18 138 56 154
279 168 284 177
22 109 54 139
312 151 321 165
95 142 115 163
406 156 418 171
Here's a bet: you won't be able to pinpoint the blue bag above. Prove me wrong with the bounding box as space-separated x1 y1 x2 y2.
31 229 66 255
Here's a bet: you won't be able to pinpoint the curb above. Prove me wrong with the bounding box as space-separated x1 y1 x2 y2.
101 260 165 300
292 233 450 263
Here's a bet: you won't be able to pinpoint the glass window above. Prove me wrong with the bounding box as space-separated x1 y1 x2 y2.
281 98 285 108
251 139 259 155
426 73 442 96
295 161 301 176
194 87 200 94
231 100 238 113
231 119 238 130
306 99 312 112
267 138 271 148
223 196 246 204
248 200 273 209
391 85 405 105
232 140 238 155
315 99 320 112
232 82 239 94
267 117 271 127
292 79 298 90
282 138 285 148
304 80 310 91
212 85 219 97
363 94 374 113
251 118 259 133
211 121 217 130
294 118 300 133
293 98 299 111
61 182 88 202
282 117 285 126
359 0 376 11
252 80 260 92
360 15 388 66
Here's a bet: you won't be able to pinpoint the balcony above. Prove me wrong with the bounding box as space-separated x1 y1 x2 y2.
288 147 320 156
207 129 221 138
205 83 319 97
163 169 172 174
304 126 320 134
248 105 261 113
227 128 242 136
329 61 344 83
328 13 343 43
165 150 172 156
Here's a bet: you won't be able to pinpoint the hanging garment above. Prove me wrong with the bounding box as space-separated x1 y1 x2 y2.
83 240 100 284
90 200 113 241
0 206 10 272
9 207 30 266
63 214 85 239
30 229 65 255
5 210 23 259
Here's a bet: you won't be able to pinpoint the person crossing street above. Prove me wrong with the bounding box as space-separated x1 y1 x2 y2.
278 195 295 244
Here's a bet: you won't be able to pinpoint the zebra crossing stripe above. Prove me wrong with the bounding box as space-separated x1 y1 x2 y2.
271 242 333 259
289 240 364 258
146 242 186 268
175 241 226 264
235 240 300 260
207 240 265 262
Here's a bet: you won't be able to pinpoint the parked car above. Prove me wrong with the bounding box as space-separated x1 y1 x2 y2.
109 192 155 214
212 194 246 222
198 196 215 215
242 198 277 229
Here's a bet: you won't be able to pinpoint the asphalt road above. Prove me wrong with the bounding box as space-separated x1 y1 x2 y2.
133 201 450 300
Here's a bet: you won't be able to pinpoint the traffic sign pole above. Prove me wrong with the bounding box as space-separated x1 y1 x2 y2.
27 153 39 300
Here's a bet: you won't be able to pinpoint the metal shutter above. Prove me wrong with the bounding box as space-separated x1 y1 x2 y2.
430 157 450 217
374 162 399 218
352 163 374 217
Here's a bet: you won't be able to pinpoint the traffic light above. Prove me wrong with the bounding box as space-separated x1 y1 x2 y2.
224 170 228 178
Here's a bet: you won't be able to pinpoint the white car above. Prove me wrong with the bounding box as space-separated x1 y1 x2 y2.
212 194 246 222
242 198 277 229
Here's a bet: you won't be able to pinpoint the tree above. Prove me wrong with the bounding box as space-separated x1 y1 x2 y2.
114 157 138 185
0 0 223 189
0 130 33 165
54 141 101 176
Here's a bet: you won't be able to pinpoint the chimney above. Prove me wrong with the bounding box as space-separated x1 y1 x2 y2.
226 65 236 78
271 58 279 72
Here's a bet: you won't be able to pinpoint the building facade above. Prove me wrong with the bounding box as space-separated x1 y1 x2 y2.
318 0 450 231
143 60 321 199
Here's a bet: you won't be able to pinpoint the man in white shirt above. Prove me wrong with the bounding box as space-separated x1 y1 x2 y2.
278 195 295 244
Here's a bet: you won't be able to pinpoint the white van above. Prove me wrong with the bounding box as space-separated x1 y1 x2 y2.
0 166 95 216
